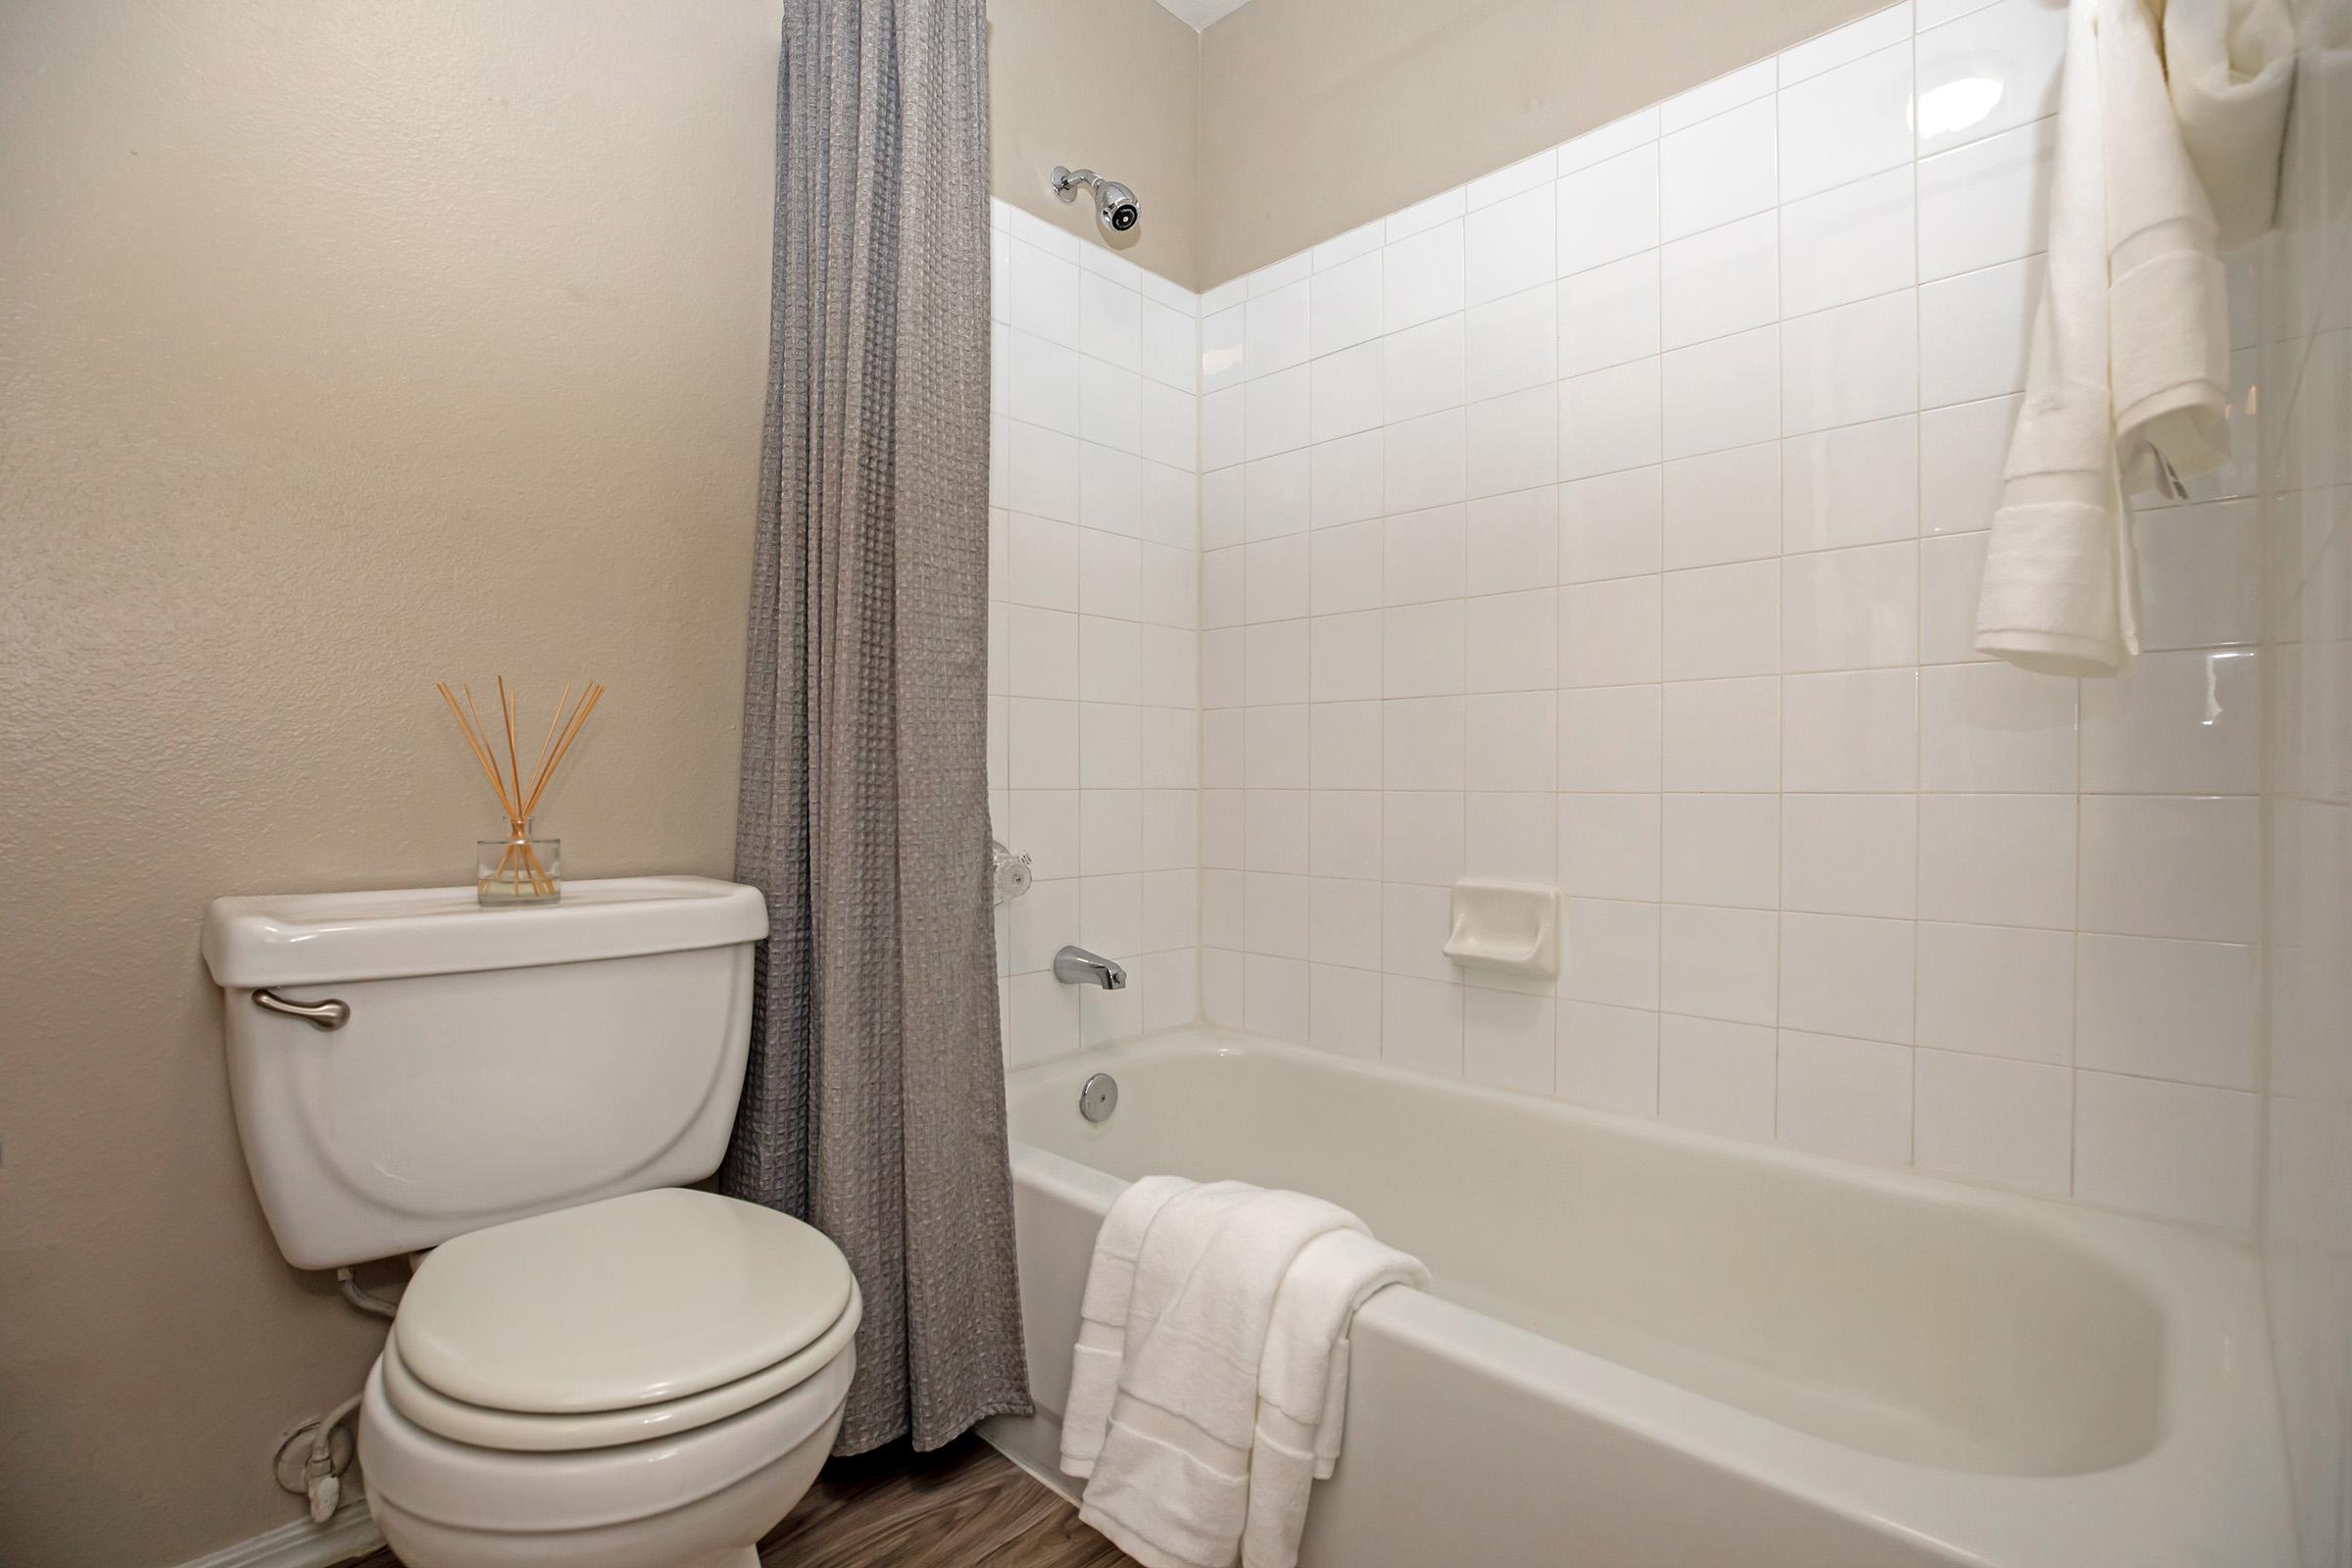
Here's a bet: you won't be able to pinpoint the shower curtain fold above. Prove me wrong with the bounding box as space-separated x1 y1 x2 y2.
722 0 1030 1453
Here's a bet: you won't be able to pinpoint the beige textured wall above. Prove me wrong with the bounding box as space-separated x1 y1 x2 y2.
0 0 1924 1560
988 0 1202 285
0 3 780 1563
1198 0 1889 285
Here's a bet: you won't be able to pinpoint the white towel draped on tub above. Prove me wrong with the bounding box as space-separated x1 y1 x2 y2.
1061 1176 1430 1568
1060 1175 1240 1478
1975 0 2292 675
1239 1228 1427 1568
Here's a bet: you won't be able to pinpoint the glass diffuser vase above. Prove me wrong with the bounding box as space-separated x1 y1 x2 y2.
437 675 601 909
477 820 561 906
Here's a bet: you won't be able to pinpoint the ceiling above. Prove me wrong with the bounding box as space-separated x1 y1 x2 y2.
1151 0 1256 28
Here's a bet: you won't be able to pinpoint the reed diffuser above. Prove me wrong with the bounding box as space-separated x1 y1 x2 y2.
435 676 605 906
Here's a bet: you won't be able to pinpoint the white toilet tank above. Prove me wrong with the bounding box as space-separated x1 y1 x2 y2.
201 877 769 1270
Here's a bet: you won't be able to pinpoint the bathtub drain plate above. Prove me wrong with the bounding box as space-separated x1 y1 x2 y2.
1079 1072 1118 1123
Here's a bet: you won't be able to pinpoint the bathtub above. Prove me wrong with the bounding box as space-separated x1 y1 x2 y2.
983 1026 2294 1568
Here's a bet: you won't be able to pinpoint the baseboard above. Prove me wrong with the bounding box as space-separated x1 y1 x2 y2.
172 1493 382 1568
978 1408 1081 1505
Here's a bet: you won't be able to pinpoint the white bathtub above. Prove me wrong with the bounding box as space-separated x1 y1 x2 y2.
985 1027 2294 1567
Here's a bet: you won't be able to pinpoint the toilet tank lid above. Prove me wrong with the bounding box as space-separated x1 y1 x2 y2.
202 876 768 988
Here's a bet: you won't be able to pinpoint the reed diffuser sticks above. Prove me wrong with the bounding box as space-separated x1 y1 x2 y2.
436 676 604 903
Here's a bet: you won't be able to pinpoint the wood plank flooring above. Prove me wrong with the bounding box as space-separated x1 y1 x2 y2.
348 1434 1139 1568
758 1437 1138 1568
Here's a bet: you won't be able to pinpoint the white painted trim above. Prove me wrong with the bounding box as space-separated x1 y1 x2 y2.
170 1493 382 1568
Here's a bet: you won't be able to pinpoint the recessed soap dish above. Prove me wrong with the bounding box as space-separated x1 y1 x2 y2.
1443 880 1559 978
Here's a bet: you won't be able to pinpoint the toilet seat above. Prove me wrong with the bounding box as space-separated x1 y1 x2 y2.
385 1188 858 1450
360 1340 856 1547
382 1280 861 1450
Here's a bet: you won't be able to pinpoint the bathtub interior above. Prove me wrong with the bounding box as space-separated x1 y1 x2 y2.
1008 1034 2170 1479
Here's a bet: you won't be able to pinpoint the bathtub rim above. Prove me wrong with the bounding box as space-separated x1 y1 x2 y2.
1004 1023 2297 1568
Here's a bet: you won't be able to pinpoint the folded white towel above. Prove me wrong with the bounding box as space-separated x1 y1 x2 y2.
2164 0 2297 250
1060 1178 1423 1568
1061 1176 1246 1480
1079 1189 1365 1568
1241 1229 1429 1568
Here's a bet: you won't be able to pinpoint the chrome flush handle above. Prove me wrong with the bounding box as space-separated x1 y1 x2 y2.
253 989 351 1031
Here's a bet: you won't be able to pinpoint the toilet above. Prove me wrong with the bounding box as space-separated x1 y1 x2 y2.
202 876 854 1568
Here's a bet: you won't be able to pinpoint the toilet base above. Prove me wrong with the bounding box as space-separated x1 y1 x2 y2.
370 1419 831 1568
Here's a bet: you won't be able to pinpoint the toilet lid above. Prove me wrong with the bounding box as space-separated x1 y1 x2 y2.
392 1188 855 1414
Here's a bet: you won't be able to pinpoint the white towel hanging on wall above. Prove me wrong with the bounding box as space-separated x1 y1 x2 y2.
1974 0 2292 676
2105 0 2235 491
2164 0 2298 250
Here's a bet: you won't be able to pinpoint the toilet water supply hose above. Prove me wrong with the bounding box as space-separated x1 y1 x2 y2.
303 1268 402 1522
304 1392 366 1523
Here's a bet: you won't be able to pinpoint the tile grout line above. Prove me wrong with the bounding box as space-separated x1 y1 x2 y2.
1907 27 1928 1170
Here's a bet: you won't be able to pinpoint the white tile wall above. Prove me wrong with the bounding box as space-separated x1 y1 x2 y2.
981 0 2283 1249
989 201 1200 1062
1184 0 2271 1233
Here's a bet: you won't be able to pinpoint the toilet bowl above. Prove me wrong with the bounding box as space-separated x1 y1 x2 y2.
357 1187 861 1568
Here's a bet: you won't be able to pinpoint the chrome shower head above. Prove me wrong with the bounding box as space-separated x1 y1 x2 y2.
1051 166 1140 236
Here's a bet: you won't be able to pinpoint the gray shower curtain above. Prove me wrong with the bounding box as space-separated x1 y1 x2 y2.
721 0 1030 1452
